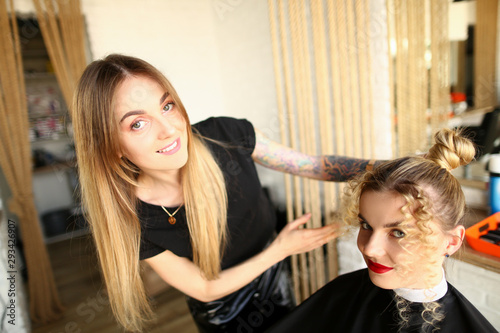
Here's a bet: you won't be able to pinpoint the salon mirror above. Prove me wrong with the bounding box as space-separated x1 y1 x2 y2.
448 0 499 182
449 0 498 112
449 0 476 110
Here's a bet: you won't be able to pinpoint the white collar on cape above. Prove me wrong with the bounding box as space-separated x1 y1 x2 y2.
393 269 448 303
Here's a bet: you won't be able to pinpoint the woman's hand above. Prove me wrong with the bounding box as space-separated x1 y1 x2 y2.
268 213 340 262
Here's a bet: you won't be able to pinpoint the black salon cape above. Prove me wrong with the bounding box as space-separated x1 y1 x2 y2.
266 269 497 333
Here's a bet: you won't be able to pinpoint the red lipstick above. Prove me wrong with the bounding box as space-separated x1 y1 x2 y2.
367 259 393 274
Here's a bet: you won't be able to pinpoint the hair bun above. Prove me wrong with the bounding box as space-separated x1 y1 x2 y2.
426 128 475 171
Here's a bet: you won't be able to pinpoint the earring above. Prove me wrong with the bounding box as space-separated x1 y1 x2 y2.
445 254 450 258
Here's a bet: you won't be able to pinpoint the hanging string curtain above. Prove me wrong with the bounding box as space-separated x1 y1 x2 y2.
429 0 451 139
392 0 428 155
33 0 87 107
0 0 64 323
267 0 374 303
388 0 450 156
269 0 452 303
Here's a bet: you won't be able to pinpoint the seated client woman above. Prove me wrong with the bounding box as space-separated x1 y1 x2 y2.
267 128 496 333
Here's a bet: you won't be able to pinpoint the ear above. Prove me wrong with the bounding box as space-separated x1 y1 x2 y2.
445 225 465 256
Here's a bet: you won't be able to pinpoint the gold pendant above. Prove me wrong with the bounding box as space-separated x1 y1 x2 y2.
168 216 176 225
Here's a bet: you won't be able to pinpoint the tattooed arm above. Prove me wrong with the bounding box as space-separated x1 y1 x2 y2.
252 129 382 182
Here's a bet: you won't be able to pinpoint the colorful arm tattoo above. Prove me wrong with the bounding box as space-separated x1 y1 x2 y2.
252 133 320 177
320 156 376 182
252 130 384 182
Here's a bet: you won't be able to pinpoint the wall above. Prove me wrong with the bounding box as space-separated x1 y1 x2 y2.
81 0 227 125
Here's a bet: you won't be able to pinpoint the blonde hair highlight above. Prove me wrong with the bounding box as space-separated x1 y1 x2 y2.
72 54 227 331
343 128 475 331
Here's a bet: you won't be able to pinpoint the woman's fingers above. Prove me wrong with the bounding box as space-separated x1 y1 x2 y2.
280 220 340 255
296 224 340 252
287 213 312 229
271 213 343 260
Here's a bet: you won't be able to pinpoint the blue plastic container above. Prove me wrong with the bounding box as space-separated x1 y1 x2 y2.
489 155 500 214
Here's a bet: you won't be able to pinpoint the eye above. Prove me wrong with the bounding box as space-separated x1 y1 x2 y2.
131 120 146 130
163 102 175 113
391 229 405 238
360 221 372 231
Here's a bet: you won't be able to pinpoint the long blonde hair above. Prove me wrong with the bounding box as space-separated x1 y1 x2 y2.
343 128 475 331
71 54 227 331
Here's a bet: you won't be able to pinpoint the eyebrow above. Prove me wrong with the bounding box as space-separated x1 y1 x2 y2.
383 221 404 228
358 213 404 228
119 92 169 123
159 92 168 105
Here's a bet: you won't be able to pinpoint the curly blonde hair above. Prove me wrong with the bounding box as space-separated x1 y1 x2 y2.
343 128 475 331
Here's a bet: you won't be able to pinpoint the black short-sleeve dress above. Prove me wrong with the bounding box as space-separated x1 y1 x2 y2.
139 117 294 332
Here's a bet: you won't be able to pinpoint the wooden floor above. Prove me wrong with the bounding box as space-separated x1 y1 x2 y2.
31 235 198 333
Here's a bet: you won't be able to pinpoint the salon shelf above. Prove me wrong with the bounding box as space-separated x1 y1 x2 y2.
452 106 495 119
458 178 488 191
44 227 90 245
462 244 500 274
33 159 76 174
29 112 68 120
30 135 72 145
24 71 56 79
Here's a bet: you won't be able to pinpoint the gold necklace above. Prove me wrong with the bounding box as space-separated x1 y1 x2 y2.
161 204 183 225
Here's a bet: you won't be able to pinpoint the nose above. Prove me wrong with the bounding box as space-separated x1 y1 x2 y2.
358 232 385 259
157 117 176 139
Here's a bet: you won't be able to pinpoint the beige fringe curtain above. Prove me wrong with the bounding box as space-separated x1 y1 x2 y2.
268 0 374 303
268 0 452 302
0 0 63 322
474 0 498 109
388 0 450 156
33 0 87 107
429 0 451 140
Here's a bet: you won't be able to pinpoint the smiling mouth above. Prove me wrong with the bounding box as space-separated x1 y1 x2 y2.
367 259 393 274
157 138 180 154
